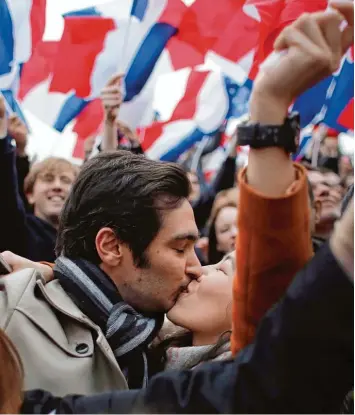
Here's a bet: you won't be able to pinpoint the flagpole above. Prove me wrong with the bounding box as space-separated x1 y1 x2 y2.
118 6 134 74
191 136 209 172
0 91 14 115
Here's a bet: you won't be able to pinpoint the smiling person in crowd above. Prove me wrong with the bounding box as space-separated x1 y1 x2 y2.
0 106 78 262
307 166 345 249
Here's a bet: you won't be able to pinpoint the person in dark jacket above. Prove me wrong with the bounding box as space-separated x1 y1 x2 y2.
20 216 354 413
0 100 78 262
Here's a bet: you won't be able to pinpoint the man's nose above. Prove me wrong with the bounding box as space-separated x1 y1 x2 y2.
186 249 202 280
51 177 64 191
318 186 330 198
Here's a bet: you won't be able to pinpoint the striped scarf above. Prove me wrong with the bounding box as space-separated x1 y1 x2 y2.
54 257 164 388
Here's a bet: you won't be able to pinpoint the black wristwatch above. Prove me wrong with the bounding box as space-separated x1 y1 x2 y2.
236 112 300 154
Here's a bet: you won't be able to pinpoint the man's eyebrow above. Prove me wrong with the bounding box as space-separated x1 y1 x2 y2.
172 232 199 242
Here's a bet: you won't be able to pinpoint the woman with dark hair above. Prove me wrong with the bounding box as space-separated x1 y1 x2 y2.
159 251 235 370
207 188 238 264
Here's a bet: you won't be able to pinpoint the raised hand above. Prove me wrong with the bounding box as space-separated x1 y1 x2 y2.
8 114 28 156
250 3 354 124
0 251 54 282
100 74 124 124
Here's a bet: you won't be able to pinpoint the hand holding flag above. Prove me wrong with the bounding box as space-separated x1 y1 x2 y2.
250 3 354 124
8 114 29 156
100 74 124 124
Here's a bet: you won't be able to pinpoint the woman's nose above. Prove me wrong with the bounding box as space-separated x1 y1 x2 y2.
230 226 238 238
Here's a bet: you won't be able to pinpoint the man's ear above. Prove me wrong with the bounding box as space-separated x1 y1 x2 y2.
26 192 35 205
95 228 122 266
315 200 322 224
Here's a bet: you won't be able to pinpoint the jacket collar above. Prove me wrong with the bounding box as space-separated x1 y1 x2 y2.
15 275 98 357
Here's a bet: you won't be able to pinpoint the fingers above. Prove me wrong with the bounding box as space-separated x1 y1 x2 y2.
297 13 331 51
316 9 346 70
8 114 28 135
328 1 354 52
101 74 124 113
9 114 22 126
341 26 354 54
274 10 346 73
101 98 122 108
274 25 328 66
1 250 54 280
106 73 124 87
330 1 354 27
274 20 322 53
101 86 122 97
101 82 123 110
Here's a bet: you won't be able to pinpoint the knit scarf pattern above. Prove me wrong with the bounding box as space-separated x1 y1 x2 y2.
54 256 164 387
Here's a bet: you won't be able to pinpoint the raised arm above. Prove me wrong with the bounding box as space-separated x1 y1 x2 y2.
232 4 352 353
100 74 123 152
0 98 30 256
9 114 31 211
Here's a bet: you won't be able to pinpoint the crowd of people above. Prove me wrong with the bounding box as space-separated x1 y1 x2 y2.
0 3 353 414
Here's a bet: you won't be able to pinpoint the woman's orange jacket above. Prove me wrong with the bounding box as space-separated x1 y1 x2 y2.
232 164 313 355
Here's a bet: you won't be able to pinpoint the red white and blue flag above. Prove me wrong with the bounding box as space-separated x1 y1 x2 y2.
141 69 246 161
21 0 187 144
322 47 354 133
0 0 46 84
49 0 186 101
0 0 46 123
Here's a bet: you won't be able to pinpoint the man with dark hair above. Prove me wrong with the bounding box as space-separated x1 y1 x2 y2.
0 149 202 395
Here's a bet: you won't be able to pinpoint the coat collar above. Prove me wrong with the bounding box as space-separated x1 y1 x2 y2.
16 274 98 357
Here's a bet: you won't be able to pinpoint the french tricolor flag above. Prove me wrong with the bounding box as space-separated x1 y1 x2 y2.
0 0 46 125
0 0 46 83
141 69 238 161
323 47 354 133
249 0 327 80
49 0 186 101
172 0 286 84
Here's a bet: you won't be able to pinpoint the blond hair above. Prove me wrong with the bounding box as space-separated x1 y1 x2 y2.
24 157 79 194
